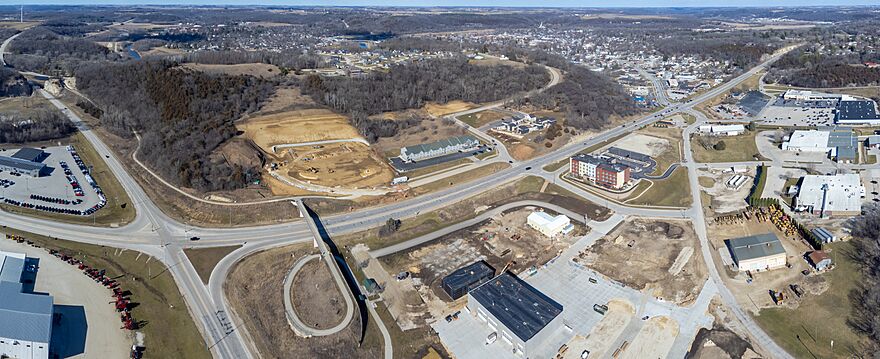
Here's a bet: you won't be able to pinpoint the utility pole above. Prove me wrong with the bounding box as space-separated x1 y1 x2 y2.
20 6 23 23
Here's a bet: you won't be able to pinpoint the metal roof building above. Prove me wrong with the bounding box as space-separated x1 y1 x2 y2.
10 148 47 163
0 156 48 177
836 99 880 124
726 233 787 272
0 251 53 359
795 174 864 217
441 261 495 300
399 135 480 162
467 272 564 356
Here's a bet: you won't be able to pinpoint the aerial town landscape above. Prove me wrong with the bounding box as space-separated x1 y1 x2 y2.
1 2 880 359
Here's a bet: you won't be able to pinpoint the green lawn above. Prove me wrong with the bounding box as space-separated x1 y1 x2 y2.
627 168 692 208
691 131 762 163
2 228 210 359
754 242 866 359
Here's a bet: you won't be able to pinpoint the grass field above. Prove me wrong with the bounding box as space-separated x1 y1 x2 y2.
411 162 509 195
627 168 692 208
180 63 281 78
0 132 136 227
690 131 761 163
184 245 242 284
1 228 210 359
698 176 716 188
405 158 473 179
424 101 476 117
457 109 506 128
754 241 866 359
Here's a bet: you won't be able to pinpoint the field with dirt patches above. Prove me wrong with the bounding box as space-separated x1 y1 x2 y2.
291 258 347 329
424 100 476 117
576 218 707 305
238 108 362 152
226 244 383 359
374 116 468 155
277 142 395 189
180 62 281 78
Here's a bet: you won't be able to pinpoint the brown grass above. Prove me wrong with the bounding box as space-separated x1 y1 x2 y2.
424 100 476 117
184 245 242 284
180 63 281 78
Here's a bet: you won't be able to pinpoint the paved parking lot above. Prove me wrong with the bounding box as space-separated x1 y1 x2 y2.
0 146 104 213
756 105 835 127
433 214 716 359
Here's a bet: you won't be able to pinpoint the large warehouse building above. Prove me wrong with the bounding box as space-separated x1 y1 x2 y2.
0 251 54 359
726 233 787 272
781 129 857 163
467 272 564 357
441 261 495 300
794 174 865 217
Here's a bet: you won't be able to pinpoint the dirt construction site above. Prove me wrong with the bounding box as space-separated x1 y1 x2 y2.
279 142 394 189
574 218 708 305
379 207 585 323
706 212 823 313
225 244 382 358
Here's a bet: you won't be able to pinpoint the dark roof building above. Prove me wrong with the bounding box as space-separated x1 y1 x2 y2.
441 261 495 300
0 156 47 177
738 90 771 116
469 272 562 342
726 233 787 271
836 100 880 123
10 148 47 163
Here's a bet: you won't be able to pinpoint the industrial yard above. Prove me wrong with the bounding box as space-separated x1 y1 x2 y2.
575 218 708 305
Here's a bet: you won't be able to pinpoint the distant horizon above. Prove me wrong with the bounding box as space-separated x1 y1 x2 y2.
4 1 880 8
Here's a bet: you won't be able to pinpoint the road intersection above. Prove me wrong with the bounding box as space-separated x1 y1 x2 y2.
0 32 801 358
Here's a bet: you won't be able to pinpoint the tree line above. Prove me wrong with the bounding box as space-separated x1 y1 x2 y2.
847 205 880 355
180 50 325 72
768 49 880 88
0 109 75 143
300 57 548 141
74 60 275 192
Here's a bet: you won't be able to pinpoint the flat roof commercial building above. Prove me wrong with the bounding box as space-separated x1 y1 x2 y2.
782 129 857 163
527 211 573 238
399 135 479 162
795 174 865 217
698 124 745 136
726 233 787 272
0 251 53 359
836 99 880 124
441 261 495 300
467 272 564 357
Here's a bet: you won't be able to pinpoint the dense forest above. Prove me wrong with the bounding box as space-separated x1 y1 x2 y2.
655 36 777 69
0 109 75 143
301 57 549 141
74 60 275 191
531 66 639 130
847 206 880 355
767 49 880 87
5 27 118 75
0 67 33 97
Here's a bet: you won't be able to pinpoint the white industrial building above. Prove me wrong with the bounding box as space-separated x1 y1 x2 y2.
794 174 865 217
0 251 53 359
782 130 833 153
726 233 787 272
782 129 858 163
527 211 574 238
698 124 745 136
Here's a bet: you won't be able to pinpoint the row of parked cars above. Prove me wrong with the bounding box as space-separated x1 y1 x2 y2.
3 198 87 215
0 178 14 188
30 194 83 206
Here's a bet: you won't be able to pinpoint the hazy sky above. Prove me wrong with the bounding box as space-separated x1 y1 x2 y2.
10 0 880 7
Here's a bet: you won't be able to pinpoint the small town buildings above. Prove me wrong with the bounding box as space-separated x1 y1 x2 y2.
492 114 556 138
794 174 865 217
467 272 564 357
441 261 495 300
527 211 574 238
726 233 787 272
399 135 479 162
806 251 833 271
698 124 745 136
569 154 631 190
0 251 53 359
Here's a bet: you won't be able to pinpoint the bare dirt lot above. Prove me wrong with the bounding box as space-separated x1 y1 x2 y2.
564 299 635 359
613 133 670 157
706 219 817 313
278 142 394 189
180 63 281 78
238 108 362 151
424 100 476 117
291 258 346 329
226 244 382 359
699 168 755 216
576 218 708 305
622 316 680 359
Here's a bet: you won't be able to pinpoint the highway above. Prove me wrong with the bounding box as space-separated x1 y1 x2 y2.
0 27 800 359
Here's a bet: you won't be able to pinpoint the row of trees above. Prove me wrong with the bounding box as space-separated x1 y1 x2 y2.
181 50 325 71
74 60 275 192
301 57 548 141
847 205 880 355
0 109 75 143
